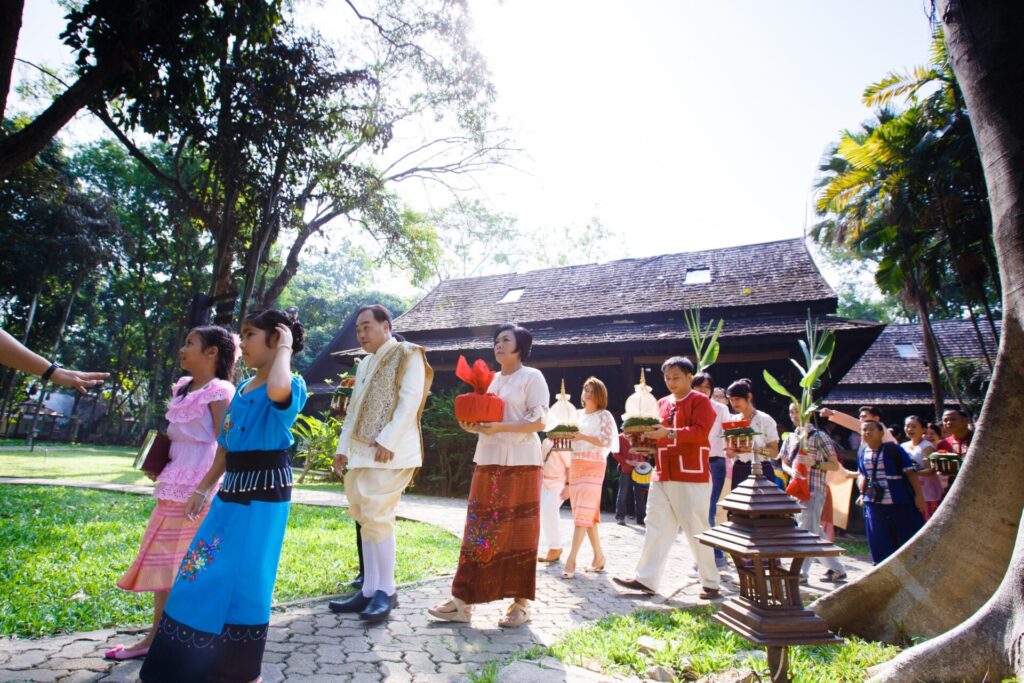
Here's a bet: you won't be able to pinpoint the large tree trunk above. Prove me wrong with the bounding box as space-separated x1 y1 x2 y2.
866 510 1024 681
0 0 25 121
0 60 122 179
812 0 1024 675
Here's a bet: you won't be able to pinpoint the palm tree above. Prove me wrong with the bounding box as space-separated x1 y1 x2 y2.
865 29 1000 358
813 107 956 419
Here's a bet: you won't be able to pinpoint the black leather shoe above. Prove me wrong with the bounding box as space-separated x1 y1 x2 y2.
329 592 372 613
348 572 364 590
359 590 398 622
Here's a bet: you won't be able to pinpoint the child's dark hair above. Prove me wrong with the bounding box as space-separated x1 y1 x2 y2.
243 309 306 353
726 378 753 399
179 326 237 396
691 371 714 390
494 323 533 360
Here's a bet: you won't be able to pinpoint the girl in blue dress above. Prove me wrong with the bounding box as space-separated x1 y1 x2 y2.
141 309 307 683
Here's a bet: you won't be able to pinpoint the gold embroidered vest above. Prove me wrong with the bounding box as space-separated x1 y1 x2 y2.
351 341 433 447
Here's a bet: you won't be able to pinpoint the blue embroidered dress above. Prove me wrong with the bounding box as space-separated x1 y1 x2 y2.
141 375 307 683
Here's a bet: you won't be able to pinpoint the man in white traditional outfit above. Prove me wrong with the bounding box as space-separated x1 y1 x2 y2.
328 305 433 622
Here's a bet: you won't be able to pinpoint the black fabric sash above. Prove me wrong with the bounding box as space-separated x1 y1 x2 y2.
218 449 292 504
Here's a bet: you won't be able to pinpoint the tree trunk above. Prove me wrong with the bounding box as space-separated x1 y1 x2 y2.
812 0 1024 673
0 278 41 434
0 0 25 121
26 278 80 450
0 59 123 179
865 510 1024 681
914 289 946 421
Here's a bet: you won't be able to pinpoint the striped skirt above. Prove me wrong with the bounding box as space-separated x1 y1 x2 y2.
569 452 606 527
452 465 541 604
118 499 207 593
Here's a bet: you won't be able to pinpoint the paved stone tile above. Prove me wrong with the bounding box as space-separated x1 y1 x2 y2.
0 479 873 681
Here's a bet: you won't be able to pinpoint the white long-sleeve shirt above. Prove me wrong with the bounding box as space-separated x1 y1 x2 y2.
335 337 427 469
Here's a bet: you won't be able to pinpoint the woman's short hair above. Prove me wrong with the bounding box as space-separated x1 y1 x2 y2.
494 323 533 360
905 414 926 428
582 377 608 410
661 356 695 374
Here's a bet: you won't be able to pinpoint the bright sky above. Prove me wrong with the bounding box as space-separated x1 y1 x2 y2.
13 0 937 279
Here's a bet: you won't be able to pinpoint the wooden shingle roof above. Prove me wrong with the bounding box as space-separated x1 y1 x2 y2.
836 319 1000 387
394 238 836 334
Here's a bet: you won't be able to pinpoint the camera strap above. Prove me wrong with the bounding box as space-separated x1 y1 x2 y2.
869 444 885 485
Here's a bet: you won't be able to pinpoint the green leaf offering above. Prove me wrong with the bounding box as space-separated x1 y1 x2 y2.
548 424 578 434
622 417 661 430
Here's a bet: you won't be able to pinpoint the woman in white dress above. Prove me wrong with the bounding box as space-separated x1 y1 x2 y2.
561 377 618 578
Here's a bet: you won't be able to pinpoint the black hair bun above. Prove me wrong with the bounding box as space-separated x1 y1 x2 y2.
289 319 306 354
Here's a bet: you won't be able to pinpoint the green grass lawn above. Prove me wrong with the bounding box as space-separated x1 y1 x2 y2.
472 608 901 683
0 445 150 485
0 485 460 637
834 535 870 558
0 446 349 494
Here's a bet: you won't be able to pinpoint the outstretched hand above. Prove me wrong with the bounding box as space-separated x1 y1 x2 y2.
50 368 108 394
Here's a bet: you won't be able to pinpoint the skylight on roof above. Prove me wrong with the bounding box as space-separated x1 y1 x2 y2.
498 288 525 303
684 268 711 284
895 343 920 359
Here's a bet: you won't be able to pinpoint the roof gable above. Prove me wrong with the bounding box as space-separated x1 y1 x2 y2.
396 238 835 333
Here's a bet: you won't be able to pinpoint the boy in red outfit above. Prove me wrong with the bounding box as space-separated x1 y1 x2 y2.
613 357 721 598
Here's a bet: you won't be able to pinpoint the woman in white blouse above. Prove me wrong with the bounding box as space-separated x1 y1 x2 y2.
562 377 618 579
725 378 780 488
428 324 549 629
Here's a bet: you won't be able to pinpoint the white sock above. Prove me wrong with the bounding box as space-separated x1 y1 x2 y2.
377 534 397 596
361 538 377 598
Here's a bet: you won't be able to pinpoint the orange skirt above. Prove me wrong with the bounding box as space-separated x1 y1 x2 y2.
569 453 606 527
118 499 206 593
452 465 541 604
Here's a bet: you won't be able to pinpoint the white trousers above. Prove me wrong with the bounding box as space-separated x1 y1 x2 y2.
797 489 845 576
539 487 563 551
634 480 720 592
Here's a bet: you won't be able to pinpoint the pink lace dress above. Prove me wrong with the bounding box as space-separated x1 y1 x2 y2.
118 377 234 592
155 377 235 502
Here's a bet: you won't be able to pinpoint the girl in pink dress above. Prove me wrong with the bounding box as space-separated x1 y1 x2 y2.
105 326 237 661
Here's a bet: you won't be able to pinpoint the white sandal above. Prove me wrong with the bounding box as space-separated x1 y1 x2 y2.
427 598 472 623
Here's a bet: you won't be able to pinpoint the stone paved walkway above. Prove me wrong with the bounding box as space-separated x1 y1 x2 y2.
0 478 872 682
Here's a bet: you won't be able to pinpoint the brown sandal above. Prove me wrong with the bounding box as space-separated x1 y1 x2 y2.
538 548 562 562
498 601 531 628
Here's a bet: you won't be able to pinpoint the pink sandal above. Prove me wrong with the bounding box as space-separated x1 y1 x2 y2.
104 644 150 661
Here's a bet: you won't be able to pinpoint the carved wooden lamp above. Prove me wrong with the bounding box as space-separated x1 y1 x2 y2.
697 460 844 682
546 380 579 451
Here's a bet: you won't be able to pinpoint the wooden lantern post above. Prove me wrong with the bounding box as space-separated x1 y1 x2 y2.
697 460 844 682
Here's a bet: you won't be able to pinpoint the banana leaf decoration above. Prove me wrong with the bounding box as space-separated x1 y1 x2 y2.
683 307 724 373
763 311 835 427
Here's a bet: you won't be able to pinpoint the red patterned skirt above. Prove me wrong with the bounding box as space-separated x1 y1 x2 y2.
451 465 541 604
